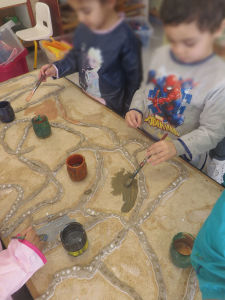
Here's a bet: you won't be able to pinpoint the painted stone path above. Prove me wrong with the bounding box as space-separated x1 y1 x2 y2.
0 72 223 300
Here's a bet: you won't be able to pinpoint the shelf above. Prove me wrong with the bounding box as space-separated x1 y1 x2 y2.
59 0 149 33
0 0 27 9
62 19 78 31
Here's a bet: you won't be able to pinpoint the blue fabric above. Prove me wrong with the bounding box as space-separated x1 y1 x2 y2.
210 137 225 161
191 190 225 299
54 22 142 116
177 138 192 161
170 49 215 66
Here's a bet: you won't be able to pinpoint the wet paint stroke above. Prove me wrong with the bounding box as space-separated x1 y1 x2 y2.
111 169 138 213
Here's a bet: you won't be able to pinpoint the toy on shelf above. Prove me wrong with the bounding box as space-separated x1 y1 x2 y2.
0 26 28 82
127 16 153 47
40 37 72 62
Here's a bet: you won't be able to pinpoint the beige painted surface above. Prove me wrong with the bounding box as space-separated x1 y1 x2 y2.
0 71 223 300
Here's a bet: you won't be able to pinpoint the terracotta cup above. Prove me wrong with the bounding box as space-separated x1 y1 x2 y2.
66 154 87 181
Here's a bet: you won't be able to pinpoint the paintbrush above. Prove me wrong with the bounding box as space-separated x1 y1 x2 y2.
11 233 48 241
125 133 168 188
25 75 45 102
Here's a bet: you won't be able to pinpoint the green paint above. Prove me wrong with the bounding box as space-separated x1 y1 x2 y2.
111 169 138 213
84 189 92 195
32 115 51 139
36 115 42 122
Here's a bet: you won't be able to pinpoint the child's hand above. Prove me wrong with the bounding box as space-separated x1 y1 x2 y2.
20 226 44 251
125 110 142 128
146 140 177 165
39 64 56 81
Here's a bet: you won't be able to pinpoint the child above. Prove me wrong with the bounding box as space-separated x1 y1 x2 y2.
125 0 225 178
0 226 46 300
191 190 225 299
39 0 142 116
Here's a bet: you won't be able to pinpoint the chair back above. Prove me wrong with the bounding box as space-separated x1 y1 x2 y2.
36 2 53 37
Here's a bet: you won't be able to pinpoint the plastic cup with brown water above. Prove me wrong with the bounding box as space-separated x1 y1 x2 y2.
170 232 195 268
66 154 87 181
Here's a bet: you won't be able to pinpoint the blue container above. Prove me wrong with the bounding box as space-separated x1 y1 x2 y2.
127 17 153 48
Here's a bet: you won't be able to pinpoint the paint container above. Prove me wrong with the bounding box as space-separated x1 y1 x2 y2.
32 114 51 139
170 232 195 268
0 101 15 123
66 154 87 181
60 222 88 256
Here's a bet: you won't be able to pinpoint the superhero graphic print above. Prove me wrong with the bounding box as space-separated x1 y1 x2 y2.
146 70 195 134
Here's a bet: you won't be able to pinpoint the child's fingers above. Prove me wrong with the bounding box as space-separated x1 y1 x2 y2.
24 227 36 241
39 64 53 81
18 227 45 250
150 155 168 166
147 141 177 165
20 226 33 236
147 142 164 157
136 113 142 127
125 111 142 128
148 150 167 165
125 112 134 127
45 67 54 77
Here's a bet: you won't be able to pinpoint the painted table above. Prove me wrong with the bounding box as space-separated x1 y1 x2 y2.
0 71 224 300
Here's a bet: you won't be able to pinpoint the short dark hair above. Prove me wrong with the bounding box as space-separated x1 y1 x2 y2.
160 0 225 32
100 0 121 11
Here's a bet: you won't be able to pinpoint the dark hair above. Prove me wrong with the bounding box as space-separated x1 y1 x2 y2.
100 0 122 11
160 0 225 32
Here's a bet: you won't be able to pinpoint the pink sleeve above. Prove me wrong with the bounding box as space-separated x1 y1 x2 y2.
0 239 46 299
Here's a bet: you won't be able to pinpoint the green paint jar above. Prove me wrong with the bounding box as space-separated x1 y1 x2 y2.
32 115 51 139
170 232 195 268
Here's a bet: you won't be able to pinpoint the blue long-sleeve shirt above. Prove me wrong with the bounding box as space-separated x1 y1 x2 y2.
54 19 142 116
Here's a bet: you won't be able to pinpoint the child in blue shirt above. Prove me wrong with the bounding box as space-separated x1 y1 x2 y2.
39 0 142 116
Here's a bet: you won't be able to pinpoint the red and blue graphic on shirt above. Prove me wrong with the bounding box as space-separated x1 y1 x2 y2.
145 71 195 135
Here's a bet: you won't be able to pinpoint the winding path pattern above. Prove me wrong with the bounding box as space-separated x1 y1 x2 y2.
0 73 198 300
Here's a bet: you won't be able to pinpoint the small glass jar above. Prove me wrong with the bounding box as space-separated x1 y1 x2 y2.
60 222 88 257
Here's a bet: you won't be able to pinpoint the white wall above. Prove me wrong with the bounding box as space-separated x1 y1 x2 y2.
15 4 31 27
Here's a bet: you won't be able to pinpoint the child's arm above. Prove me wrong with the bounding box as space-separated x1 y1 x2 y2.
53 45 79 78
121 34 143 114
39 27 82 80
125 85 150 127
0 227 46 299
172 86 225 161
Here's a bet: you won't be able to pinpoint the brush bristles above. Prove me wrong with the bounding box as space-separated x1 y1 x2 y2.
125 177 133 187
25 91 34 102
